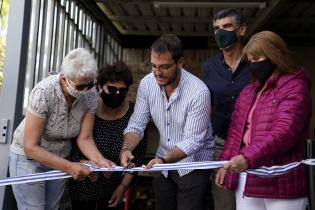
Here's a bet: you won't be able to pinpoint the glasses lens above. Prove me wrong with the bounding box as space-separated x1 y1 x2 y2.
107 86 119 94
86 82 95 90
148 62 175 71
76 82 95 91
107 86 128 95
119 88 128 95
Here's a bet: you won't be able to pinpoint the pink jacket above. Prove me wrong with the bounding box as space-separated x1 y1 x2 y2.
220 67 312 198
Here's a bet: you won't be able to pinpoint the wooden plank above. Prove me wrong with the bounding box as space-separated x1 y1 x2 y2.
137 2 153 16
197 8 211 17
286 2 313 17
273 17 315 24
183 23 194 32
245 0 284 39
121 2 139 15
195 23 208 32
107 15 215 23
119 29 212 36
183 7 195 17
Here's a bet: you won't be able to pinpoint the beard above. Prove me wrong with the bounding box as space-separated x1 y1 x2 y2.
155 68 180 87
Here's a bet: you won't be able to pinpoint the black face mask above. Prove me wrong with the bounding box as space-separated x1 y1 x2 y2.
100 91 126 108
214 29 238 49
247 60 276 84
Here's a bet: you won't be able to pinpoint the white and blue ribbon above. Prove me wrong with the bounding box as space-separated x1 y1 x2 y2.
246 159 315 177
1 159 315 187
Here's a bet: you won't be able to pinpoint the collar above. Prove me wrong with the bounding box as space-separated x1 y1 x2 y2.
220 51 246 69
160 68 184 100
56 73 65 99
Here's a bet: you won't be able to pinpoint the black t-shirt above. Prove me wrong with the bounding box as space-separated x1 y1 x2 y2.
202 52 251 139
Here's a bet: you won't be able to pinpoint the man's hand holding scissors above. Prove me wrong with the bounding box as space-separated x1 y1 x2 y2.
120 146 135 169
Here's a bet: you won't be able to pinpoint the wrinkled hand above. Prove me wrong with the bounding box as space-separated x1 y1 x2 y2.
67 162 92 181
145 158 163 170
120 150 135 169
215 168 227 188
79 160 99 182
88 158 115 179
90 157 116 170
224 155 248 173
108 184 125 207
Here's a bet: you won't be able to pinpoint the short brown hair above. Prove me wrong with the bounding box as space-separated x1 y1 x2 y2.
243 31 297 73
150 34 183 62
97 61 133 90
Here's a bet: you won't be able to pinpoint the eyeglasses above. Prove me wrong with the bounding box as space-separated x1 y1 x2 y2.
147 62 176 72
107 85 128 95
76 82 95 91
66 77 95 91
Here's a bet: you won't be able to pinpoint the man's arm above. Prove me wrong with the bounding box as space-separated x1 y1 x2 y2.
145 147 187 169
176 90 212 156
120 79 151 167
120 132 142 168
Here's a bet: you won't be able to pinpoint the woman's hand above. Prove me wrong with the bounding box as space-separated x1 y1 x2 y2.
215 168 227 188
90 157 116 170
108 184 126 207
66 162 92 181
224 155 248 173
79 160 99 181
88 158 115 179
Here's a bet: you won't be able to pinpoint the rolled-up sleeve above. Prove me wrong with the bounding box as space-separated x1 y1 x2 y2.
124 79 151 139
176 90 212 156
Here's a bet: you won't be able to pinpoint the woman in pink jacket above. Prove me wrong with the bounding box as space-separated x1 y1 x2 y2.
215 31 312 210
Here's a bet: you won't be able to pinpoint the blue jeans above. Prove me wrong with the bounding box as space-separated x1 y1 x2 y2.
9 152 66 210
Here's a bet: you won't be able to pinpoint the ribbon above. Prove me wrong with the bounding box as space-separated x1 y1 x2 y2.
1 159 315 187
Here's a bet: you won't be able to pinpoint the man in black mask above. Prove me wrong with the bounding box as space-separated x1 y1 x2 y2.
202 8 252 210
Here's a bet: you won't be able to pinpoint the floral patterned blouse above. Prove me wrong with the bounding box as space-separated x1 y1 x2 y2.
10 73 98 157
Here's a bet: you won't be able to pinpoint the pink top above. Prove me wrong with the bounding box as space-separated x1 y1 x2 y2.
243 88 265 146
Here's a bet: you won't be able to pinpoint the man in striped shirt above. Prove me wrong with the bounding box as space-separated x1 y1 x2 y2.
120 34 214 210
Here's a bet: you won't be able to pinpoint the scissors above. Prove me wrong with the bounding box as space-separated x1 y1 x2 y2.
124 159 135 169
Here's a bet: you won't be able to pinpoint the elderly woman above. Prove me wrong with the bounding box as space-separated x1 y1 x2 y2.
215 31 312 210
9 48 115 210
69 61 147 210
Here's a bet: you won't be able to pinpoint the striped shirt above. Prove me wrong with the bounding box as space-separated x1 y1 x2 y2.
124 68 214 176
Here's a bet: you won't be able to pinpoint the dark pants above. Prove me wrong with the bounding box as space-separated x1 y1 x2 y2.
212 135 236 210
153 170 211 210
71 199 121 210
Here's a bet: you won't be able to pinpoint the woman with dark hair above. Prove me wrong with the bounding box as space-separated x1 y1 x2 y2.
69 61 147 210
215 31 312 210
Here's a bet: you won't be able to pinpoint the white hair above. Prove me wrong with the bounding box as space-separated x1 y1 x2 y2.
61 48 98 80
